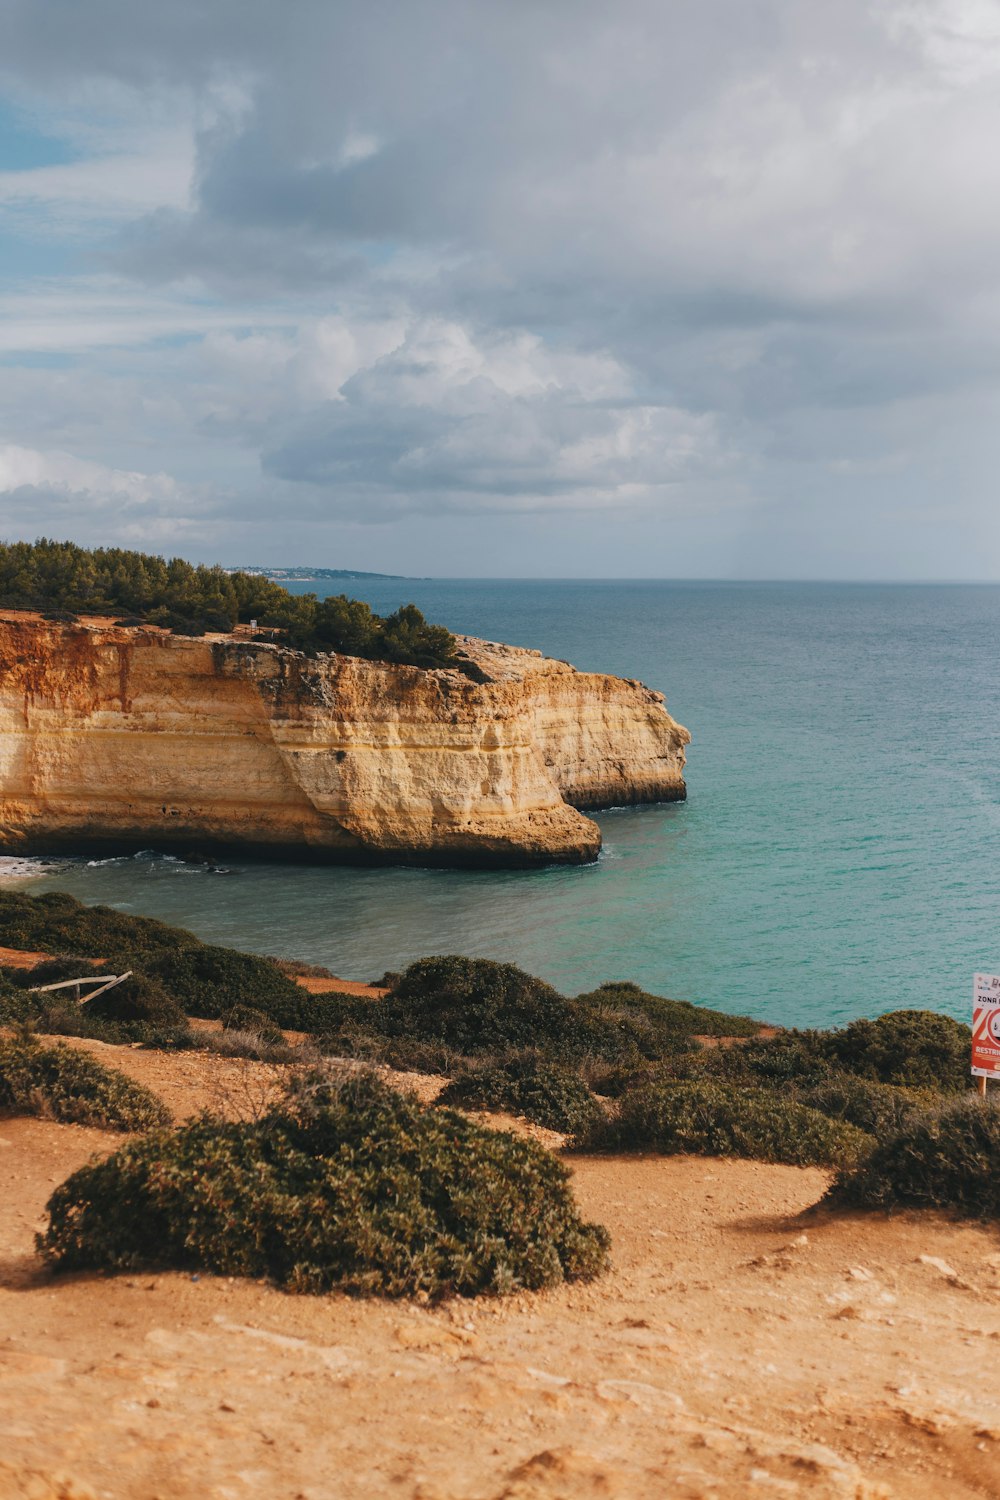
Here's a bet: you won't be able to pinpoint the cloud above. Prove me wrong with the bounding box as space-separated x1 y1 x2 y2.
0 125 192 231
262 319 717 516
1 1 1000 572
0 442 181 502
0 443 215 546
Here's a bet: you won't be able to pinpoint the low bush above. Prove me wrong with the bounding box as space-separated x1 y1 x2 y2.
221 1004 285 1044
0 893 351 1035
314 1028 462 1075
796 1074 934 1137
38 1066 611 1298
1 958 189 1038
0 1036 170 1130
827 1095 1000 1217
0 984 192 1050
575 982 760 1046
268 957 337 980
575 1079 871 1167
311 961 769 1081
681 1012 972 1099
201 1029 297 1063
4 955 102 990
83 973 187 1030
579 1057 726 1098
571 990 701 1066
147 609 206 636
0 890 201 962
380 957 576 1055
694 1031 832 1089
138 945 309 1027
576 1058 653 1098
438 1052 603 1133
819 1010 971 1093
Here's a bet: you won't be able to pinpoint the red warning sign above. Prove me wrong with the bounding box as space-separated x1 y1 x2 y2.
972 973 1000 1078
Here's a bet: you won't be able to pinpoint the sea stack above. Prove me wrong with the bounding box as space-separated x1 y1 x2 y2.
0 615 689 868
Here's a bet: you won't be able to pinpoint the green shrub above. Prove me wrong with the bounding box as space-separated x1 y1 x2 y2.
695 1031 832 1088
38 1066 610 1298
0 892 352 1035
1 956 188 1042
221 1004 285 1044
575 1080 870 1167
314 1027 462 1076
280 594 460 670
83 973 187 1029
576 982 759 1045
147 607 206 636
381 957 577 1054
571 990 714 1068
819 1010 971 1092
0 1036 170 1131
0 985 192 1050
315 960 768 1079
0 890 200 961
133 945 308 1026
438 1051 602 1133
5 955 101 990
202 1029 297 1063
827 1095 1000 1217
659 1013 972 1102
796 1074 935 1137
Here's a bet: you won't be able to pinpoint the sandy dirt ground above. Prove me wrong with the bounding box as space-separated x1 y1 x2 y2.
0 947 64 970
2 1038 1000 1500
293 975 388 998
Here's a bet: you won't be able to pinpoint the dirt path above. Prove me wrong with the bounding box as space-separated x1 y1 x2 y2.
293 974 387 997
1 1041 999 1499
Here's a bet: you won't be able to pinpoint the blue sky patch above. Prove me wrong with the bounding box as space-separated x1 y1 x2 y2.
0 97 78 173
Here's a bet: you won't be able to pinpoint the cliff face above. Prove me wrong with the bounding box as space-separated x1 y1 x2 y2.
0 615 689 868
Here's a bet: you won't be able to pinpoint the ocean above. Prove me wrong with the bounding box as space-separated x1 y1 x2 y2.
5 579 999 1029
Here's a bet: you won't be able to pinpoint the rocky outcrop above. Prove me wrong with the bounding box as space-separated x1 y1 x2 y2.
0 615 689 868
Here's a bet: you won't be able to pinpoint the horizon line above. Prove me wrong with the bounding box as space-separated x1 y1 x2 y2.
249 571 1000 586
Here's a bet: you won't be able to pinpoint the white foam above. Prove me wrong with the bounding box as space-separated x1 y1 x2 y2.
0 856 67 883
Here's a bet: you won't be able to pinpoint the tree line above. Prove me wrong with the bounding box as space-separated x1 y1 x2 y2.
0 538 466 671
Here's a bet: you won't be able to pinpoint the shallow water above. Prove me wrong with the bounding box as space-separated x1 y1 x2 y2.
6 580 1000 1028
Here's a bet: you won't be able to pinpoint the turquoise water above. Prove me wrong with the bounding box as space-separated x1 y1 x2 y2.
7 581 1000 1028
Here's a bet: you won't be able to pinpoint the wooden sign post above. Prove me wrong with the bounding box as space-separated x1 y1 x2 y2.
972 973 1000 1096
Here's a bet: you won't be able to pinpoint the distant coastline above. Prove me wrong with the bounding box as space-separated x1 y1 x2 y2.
228 565 419 582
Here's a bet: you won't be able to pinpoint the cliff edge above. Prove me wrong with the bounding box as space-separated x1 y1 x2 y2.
0 614 689 868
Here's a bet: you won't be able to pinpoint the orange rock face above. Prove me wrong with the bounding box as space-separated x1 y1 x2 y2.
0 616 689 867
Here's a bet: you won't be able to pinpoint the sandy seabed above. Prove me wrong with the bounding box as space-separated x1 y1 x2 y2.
2 1039 1000 1500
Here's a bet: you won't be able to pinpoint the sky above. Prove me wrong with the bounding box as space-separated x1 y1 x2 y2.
1 0 1000 578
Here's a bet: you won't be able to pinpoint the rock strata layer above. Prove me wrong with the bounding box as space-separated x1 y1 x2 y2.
0 615 689 868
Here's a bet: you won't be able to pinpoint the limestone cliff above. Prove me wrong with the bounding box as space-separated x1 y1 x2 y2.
0 614 689 868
